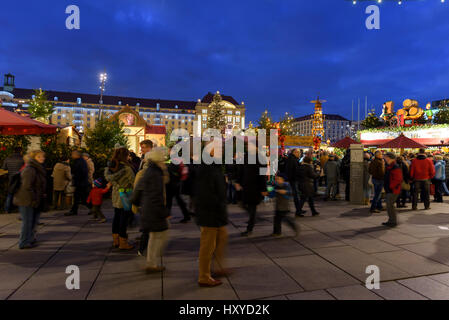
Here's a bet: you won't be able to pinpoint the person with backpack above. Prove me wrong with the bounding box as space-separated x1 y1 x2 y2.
13 150 47 249
2 147 24 213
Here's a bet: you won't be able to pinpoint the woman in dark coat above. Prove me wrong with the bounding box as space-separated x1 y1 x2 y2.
194 161 228 287
298 156 320 216
13 150 47 249
131 147 170 273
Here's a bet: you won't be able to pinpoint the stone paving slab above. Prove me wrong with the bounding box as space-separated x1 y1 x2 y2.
398 277 449 300
372 250 449 276
87 270 161 300
314 246 412 281
326 285 383 300
274 255 360 291
8 268 99 300
286 289 336 300
374 281 428 300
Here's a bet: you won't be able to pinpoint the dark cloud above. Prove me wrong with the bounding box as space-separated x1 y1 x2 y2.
1 0 448 123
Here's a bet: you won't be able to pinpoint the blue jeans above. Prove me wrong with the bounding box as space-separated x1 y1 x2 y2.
19 206 40 248
370 179 384 211
4 193 13 213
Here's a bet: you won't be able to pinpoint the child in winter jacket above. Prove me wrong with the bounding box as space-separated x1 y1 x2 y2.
269 173 298 237
87 179 111 223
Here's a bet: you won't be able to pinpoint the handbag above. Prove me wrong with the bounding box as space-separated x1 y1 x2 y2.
401 181 410 191
119 188 133 211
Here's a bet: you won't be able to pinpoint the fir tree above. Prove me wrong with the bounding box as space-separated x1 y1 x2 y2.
434 106 449 124
206 92 226 132
361 112 384 129
279 112 294 136
257 110 274 130
27 88 54 123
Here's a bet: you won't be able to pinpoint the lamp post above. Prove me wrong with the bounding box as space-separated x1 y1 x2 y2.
98 72 107 120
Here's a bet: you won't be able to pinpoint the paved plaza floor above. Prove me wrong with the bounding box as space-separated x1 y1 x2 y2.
2 196 449 300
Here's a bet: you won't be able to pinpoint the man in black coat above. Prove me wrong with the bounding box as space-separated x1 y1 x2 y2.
194 162 228 287
298 156 320 216
236 161 268 236
286 149 303 216
66 150 90 216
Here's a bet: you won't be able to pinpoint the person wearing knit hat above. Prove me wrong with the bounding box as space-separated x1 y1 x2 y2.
86 179 111 223
131 146 170 273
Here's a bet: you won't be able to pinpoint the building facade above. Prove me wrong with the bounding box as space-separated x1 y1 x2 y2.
292 114 351 143
0 75 245 138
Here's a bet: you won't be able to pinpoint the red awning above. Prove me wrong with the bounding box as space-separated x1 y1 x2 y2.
331 136 359 149
0 108 58 135
379 133 427 149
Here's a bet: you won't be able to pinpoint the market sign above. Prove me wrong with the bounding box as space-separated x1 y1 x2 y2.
284 135 313 146
360 126 449 146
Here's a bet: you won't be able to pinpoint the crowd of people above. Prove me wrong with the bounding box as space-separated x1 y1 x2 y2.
1 141 447 287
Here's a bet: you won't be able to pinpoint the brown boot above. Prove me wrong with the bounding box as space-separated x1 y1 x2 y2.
112 234 119 248
119 237 134 250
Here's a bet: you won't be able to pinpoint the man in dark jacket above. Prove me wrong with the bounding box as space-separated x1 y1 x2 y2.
236 161 268 236
410 148 435 210
341 150 351 201
369 151 385 213
2 147 24 213
66 150 90 216
382 153 403 227
324 154 340 200
166 157 192 223
194 160 228 287
298 156 320 216
286 149 303 215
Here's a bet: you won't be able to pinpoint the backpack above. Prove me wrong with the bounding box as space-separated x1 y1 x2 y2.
8 171 22 195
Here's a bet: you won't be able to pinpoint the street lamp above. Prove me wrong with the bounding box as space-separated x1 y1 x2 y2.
98 72 107 120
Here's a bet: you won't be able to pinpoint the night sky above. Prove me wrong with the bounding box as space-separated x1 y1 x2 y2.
1 0 448 124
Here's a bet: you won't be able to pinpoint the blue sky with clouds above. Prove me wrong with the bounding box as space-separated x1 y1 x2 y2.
1 0 448 123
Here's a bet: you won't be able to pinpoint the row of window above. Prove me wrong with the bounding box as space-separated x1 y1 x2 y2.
201 109 241 116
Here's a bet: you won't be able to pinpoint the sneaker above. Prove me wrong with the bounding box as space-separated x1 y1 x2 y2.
241 231 252 237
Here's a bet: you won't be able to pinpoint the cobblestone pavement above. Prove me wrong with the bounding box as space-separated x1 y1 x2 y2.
1 196 449 300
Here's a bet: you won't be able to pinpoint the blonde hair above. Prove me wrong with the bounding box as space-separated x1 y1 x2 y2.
27 150 45 161
435 155 443 161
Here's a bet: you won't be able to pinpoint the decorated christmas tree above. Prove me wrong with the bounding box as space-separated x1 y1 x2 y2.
27 88 54 123
206 91 226 132
361 112 384 129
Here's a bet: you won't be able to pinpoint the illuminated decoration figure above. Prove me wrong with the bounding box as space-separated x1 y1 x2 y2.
381 101 398 127
310 97 326 150
424 102 441 123
396 99 424 127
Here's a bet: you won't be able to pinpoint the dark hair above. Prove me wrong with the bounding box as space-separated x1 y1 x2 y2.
419 148 426 154
140 140 153 148
109 147 130 172
60 155 69 162
385 152 396 160
303 156 313 164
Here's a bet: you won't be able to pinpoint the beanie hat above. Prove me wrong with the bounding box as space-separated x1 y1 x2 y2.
93 179 103 188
